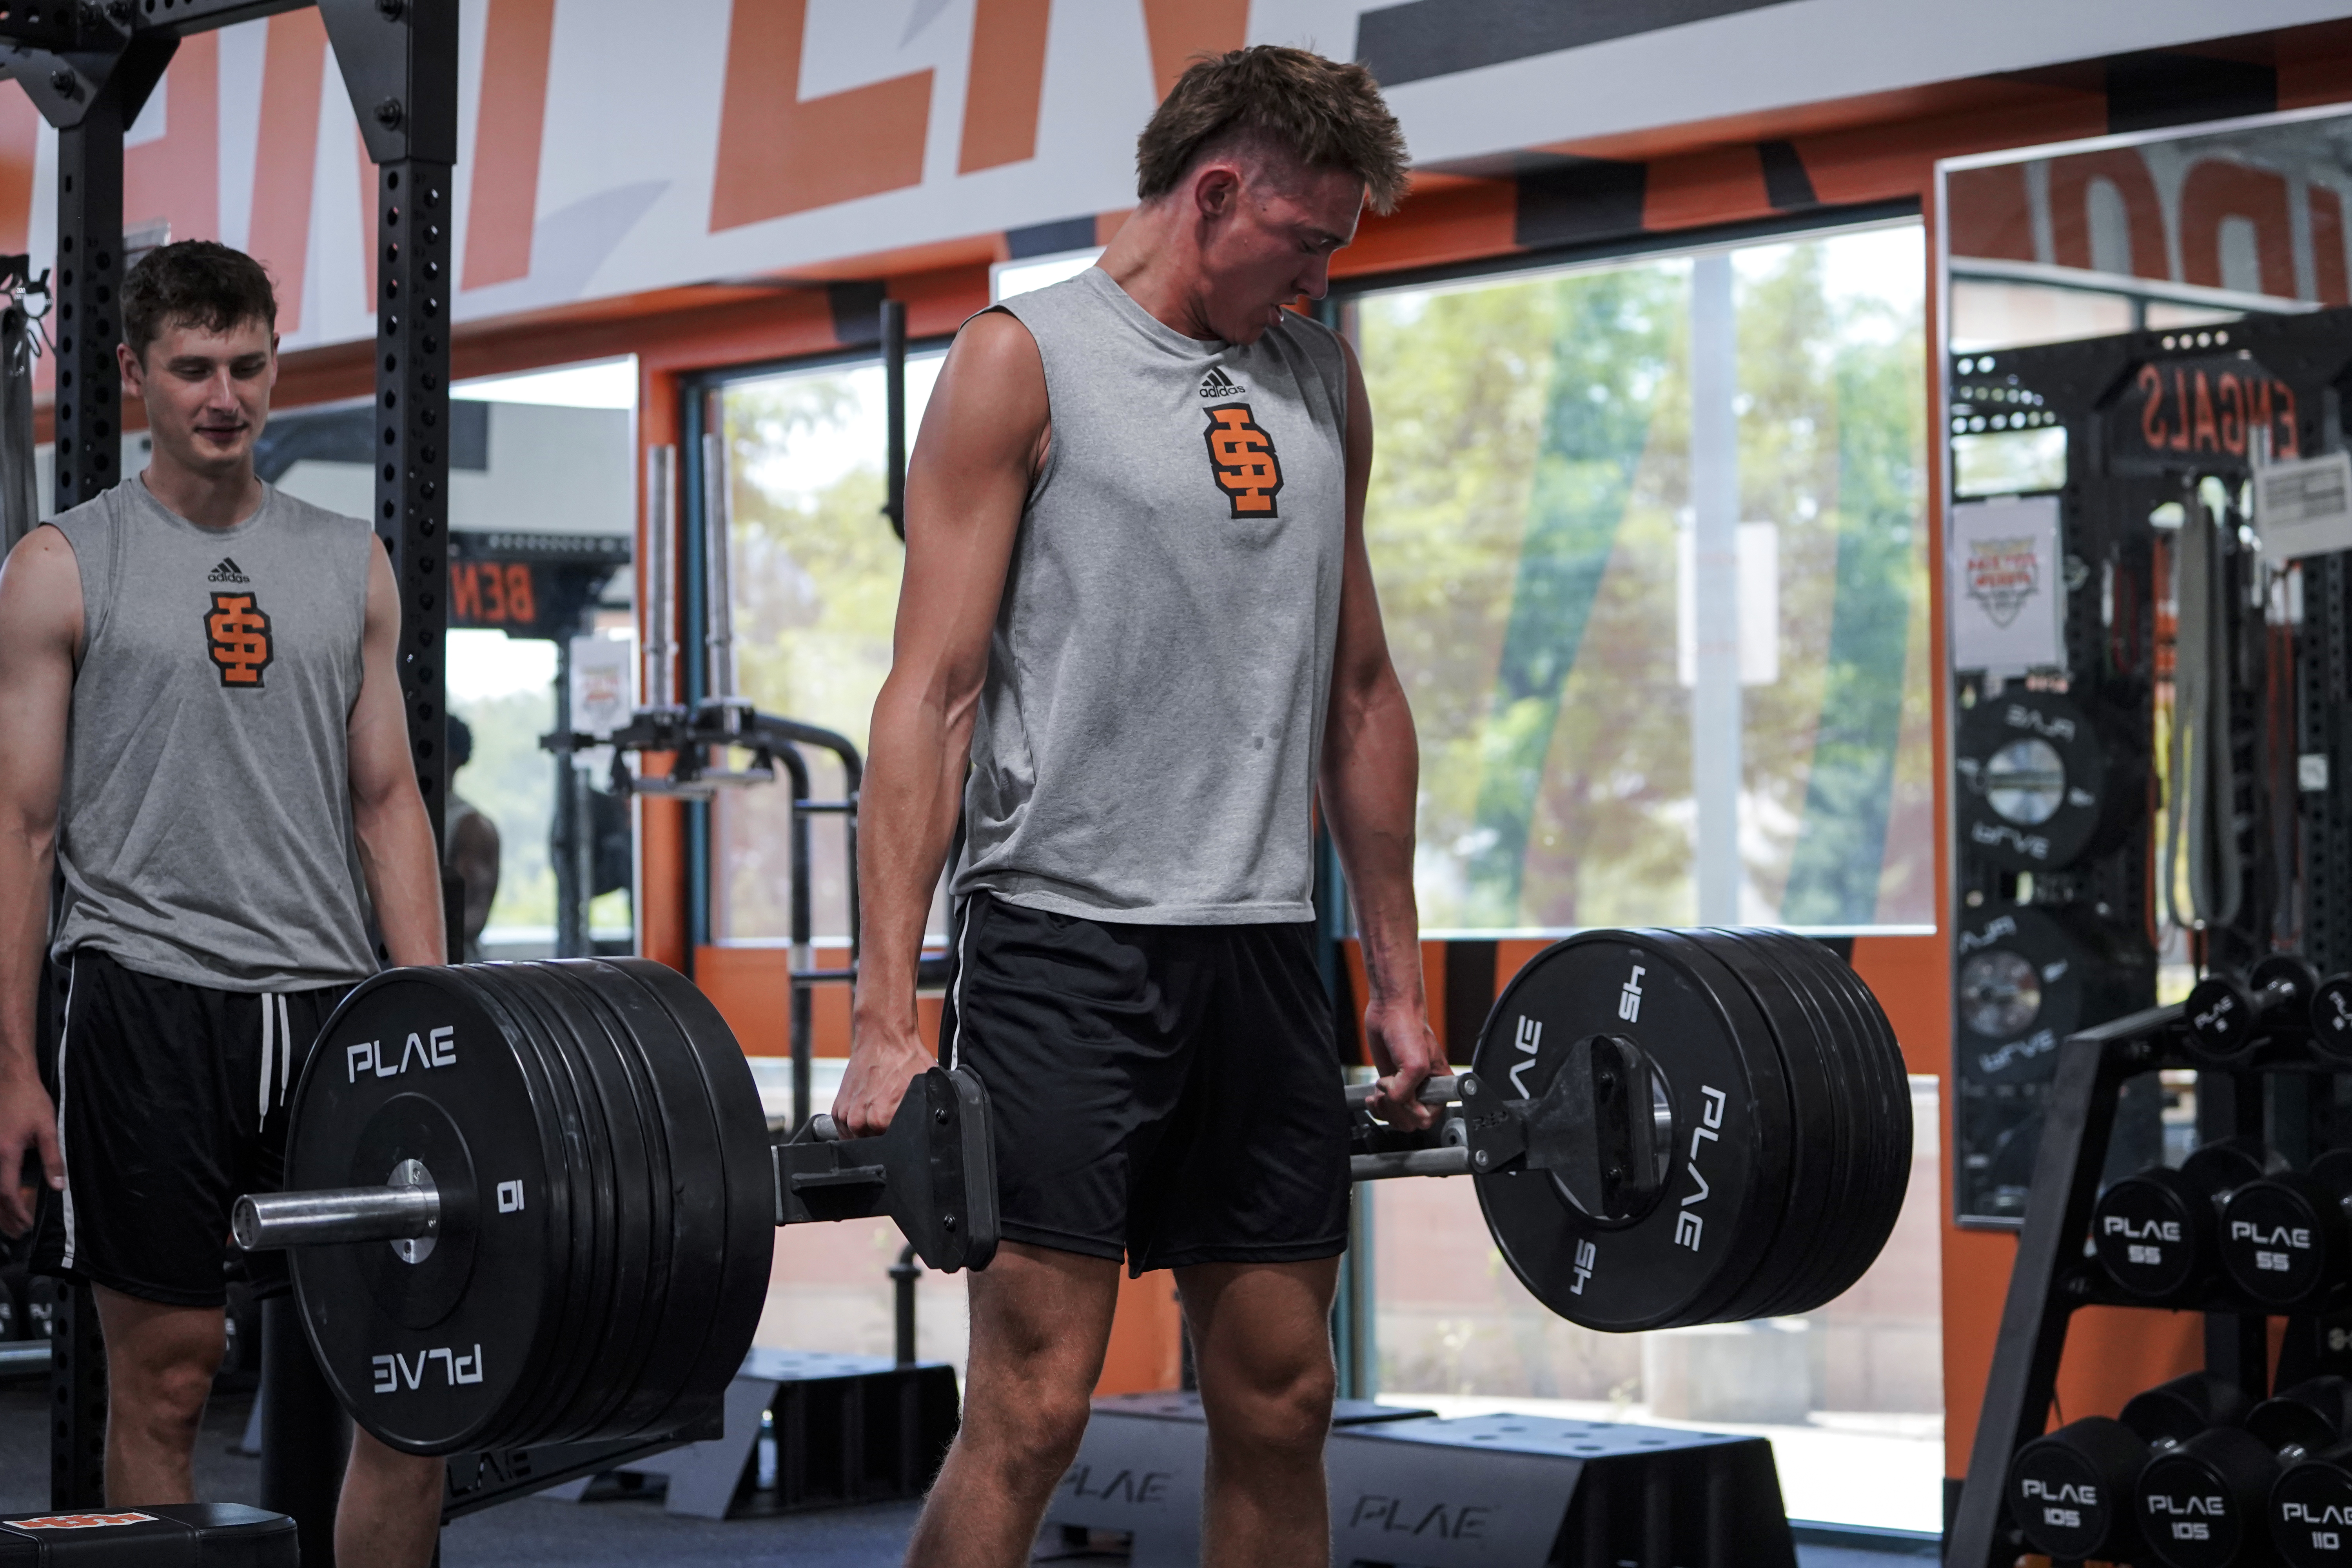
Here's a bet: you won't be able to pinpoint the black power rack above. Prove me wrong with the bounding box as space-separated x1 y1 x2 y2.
1944 296 2352 1564
1948 1000 2352 1566
1948 302 2352 1232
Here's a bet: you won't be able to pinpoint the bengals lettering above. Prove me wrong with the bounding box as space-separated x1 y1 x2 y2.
1202 403 1284 519
204 593 274 688
2133 362 2299 459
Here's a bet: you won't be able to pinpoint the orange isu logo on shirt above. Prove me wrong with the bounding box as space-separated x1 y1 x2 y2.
205 592 274 688
1202 403 1283 519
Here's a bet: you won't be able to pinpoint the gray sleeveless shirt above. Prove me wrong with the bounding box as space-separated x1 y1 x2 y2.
48 477 381 990
958 267 1350 924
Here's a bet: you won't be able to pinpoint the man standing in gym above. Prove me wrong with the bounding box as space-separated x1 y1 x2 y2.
0 242 445 1565
838 47 1439 1567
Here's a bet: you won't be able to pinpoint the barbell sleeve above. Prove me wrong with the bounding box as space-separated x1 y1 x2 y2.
1350 1146 1474 1180
232 1181 439 1251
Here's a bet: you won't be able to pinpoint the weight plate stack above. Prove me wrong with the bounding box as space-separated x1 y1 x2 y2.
1687 930 1913 1322
1956 688 2129 872
1469 928 1909 1332
285 960 772 1456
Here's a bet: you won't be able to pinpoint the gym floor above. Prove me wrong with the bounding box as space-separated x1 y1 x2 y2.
0 1379 1933 1565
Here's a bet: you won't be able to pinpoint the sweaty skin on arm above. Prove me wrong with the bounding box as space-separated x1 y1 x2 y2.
1318 337 1443 1129
0 528 80 1232
837 311 1045 1137
349 542 446 969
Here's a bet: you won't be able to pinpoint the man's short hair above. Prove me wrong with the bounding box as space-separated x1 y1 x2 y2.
121 240 277 361
1136 45 1408 216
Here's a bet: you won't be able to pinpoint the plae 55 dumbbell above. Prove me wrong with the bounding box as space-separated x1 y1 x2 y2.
2094 1139 2285 1300
2220 1151 2352 1310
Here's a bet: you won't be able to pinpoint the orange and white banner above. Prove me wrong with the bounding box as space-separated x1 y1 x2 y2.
0 0 2335 353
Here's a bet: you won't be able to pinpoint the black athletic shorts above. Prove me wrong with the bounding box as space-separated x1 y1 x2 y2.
31 949 356 1308
941 892 1351 1273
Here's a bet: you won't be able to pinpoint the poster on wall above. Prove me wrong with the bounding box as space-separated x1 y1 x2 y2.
1949 495 2065 675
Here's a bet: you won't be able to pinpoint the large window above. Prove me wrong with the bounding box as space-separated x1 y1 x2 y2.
271 358 639 959
1352 224 1936 935
711 352 945 945
1352 224 1943 1532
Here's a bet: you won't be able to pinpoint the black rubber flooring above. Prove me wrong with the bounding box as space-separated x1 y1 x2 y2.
0 1377 1934 1565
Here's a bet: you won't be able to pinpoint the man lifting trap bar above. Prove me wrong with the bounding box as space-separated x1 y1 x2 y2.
836 45 1436 1568
0 242 445 1567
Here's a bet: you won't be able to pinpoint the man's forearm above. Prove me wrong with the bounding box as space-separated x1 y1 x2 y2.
1320 673 1424 1011
355 794 446 968
0 826 53 1077
852 677 971 1038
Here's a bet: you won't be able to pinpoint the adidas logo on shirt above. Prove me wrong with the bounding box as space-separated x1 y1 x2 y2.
1198 366 1244 398
207 557 250 584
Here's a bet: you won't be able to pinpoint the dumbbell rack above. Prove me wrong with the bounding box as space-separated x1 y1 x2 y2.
1949 998 2352 1566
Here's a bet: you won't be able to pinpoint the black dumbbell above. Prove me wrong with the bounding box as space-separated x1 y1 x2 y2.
2010 1374 2253 1564
2094 1139 2285 1299
2314 973 2352 1063
2141 1426 2285 1566
2186 956 2322 1066
2010 1416 2156 1561
0 1268 20 1341
2220 1151 2352 1309
2252 1378 2352 1457
2273 1439 2352 1567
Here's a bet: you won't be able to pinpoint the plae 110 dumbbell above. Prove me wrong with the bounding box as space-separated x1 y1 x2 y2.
2220 1151 2352 1309
2009 1373 2254 1562
2272 1419 2352 1568
2094 1140 2285 1299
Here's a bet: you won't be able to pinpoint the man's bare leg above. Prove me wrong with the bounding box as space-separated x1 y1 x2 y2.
336 1430 445 1568
1180 1257 1341 1568
904 1243 1121 1567
92 1284 224 1505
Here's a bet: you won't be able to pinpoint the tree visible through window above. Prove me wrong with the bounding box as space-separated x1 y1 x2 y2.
1355 225 1935 933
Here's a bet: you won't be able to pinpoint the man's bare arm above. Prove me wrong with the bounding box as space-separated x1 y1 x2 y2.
349 543 446 969
837 312 1042 1136
1318 336 1442 1129
0 528 80 1231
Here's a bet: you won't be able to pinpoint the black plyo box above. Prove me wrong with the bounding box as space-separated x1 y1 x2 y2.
0 1504 296 1565
1043 1392 1431 1564
1042 1394 1795 1568
1330 1413 1795 1568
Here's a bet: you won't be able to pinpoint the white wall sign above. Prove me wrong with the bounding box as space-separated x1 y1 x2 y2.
1950 495 2065 674
2255 450 2352 562
569 631 636 742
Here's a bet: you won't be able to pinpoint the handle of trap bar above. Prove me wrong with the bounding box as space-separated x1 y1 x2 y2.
1344 1073 1466 1109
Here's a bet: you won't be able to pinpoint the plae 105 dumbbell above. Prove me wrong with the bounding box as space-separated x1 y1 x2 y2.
2220 1151 2352 1309
2135 1376 2352 1568
2094 1139 2286 1299
2009 1373 2254 1562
